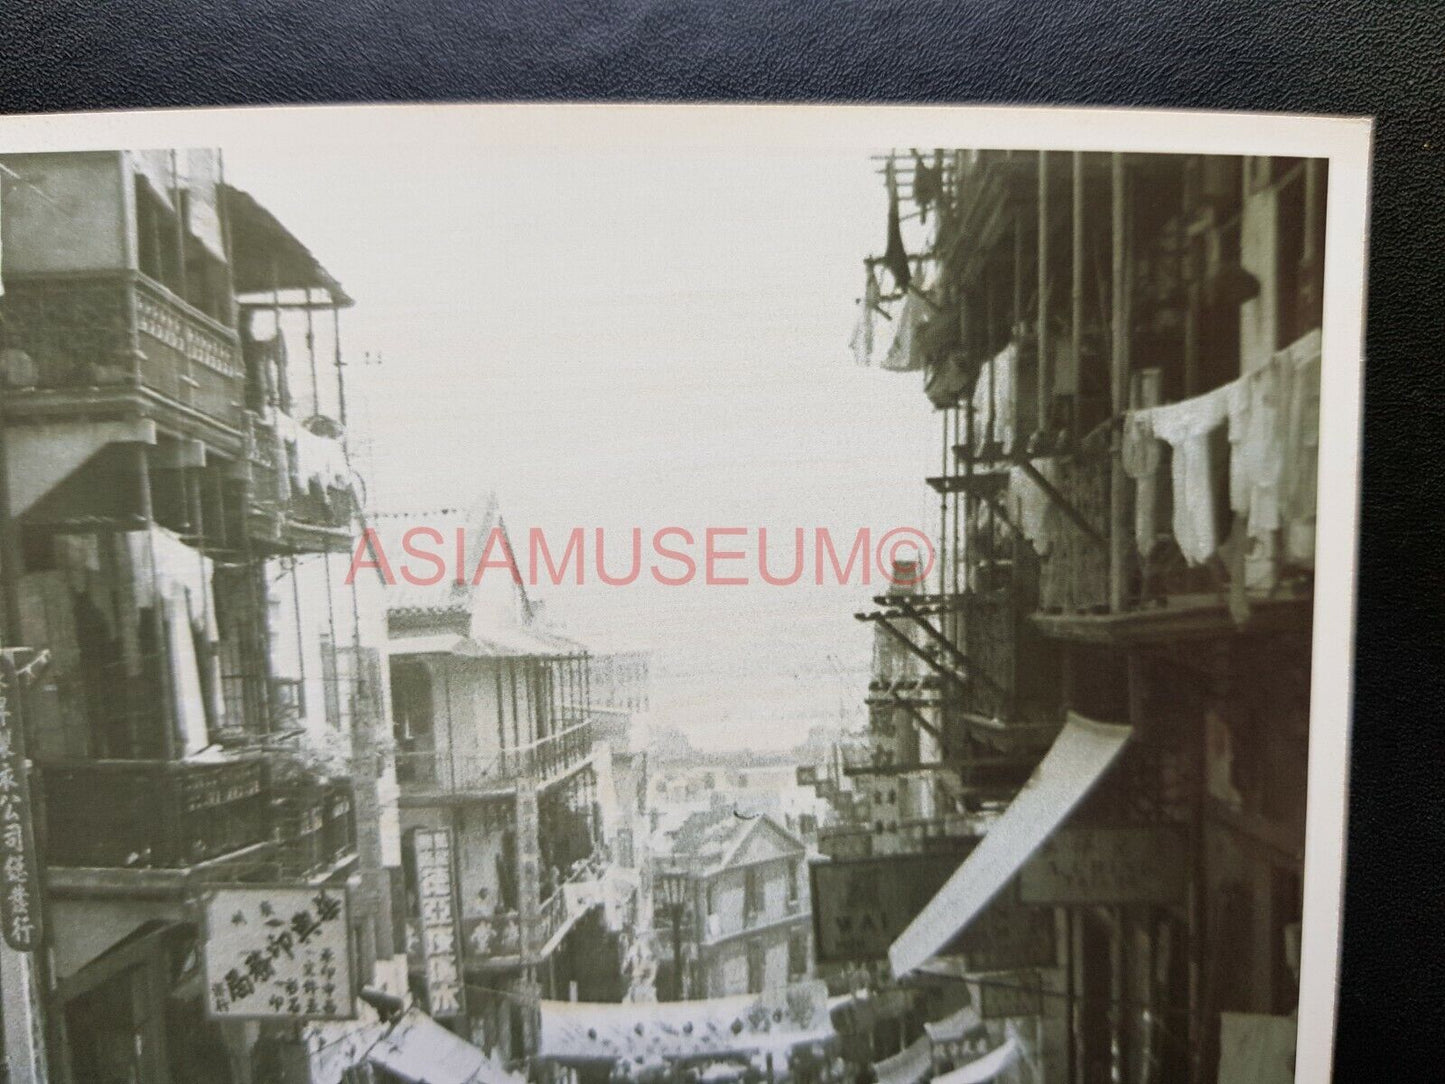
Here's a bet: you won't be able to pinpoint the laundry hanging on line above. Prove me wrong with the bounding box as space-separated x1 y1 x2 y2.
883 158 912 293
849 266 883 367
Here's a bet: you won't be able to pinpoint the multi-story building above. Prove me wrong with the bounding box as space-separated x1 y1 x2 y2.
650 809 811 1002
0 148 407 1084
807 149 1323 1084
379 500 639 1070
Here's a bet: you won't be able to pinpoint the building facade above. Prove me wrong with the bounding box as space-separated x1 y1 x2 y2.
377 503 644 1072
651 811 812 1002
0 147 410 1084
806 149 1323 1084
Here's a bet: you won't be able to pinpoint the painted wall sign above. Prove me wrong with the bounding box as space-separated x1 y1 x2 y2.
413 827 466 1018
201 885 355 1020
0 657 42 953
1019 825 1187 905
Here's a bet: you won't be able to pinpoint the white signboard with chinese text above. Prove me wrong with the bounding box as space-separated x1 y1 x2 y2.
413 828 466 1018
0 658 42 953
1019 826 1186 906
201 885 355 1020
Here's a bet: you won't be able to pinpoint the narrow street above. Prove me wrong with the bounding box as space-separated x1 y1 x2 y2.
0 140 1323 1084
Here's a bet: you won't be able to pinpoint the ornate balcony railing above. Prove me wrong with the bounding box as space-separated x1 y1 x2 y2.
38 756 270 869
0 271 245 430
395 720 595 795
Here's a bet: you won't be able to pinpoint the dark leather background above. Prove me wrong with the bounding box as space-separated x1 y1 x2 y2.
2 1 1442 1076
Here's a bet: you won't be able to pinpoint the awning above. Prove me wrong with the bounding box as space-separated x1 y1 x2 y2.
934 1036 1020 1084
538 982 833 1064
889 713 1131 976
872 1036 931 1084
221 183 353 306
369 1008 521 1084
923 1004 983 1045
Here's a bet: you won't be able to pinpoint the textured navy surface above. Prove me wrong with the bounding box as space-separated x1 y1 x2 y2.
2 1 1443 1076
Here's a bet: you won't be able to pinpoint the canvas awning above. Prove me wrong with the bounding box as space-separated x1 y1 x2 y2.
889 713 1131 976
934 1036 1021 1084
923 1004 984 1045
872 1036 931 1084
368 1008 521 1084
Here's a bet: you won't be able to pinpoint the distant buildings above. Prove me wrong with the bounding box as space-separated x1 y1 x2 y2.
378 500 651 1067
650 809 812 1002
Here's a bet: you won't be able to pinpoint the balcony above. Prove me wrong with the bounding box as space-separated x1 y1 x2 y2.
1026 332 1320 643
396 720 595 799
272 781 357 879
38 756 270 870
246 411 357 552
0 271 245 438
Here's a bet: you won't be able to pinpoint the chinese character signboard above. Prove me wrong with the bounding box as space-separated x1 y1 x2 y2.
811 851 968 963
201 885 355 1020
413 828 465 1018
812 850 1054 969
0 657 42 952
1020 826 1187 906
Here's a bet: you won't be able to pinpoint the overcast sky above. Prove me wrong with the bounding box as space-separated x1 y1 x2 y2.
226 135 938 752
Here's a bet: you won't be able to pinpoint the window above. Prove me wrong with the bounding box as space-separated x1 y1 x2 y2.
788 933 808 979
746 941 765 994
787 860 801 906
744 868 764 921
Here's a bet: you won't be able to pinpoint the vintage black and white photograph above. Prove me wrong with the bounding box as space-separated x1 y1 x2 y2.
0 105 1368 1084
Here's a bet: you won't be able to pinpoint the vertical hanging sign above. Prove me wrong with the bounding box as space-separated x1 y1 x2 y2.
413 827 466 1019
0 655 42 952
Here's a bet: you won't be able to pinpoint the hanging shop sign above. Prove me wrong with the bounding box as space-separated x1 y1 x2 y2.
812 849 1055 969
971 971 1044 1019
201 884 355 1019
812 850 968 964
951 884 1057 972
413 827 467 1019
1019 825 1187 906
0 656 42 953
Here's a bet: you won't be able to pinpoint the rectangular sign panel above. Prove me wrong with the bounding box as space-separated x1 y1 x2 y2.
811 851 963 964
0 658 42 953
1019 825 1187 905
812 849 1057 968
413 827 466 1018
953 889 1057 972
202 885 354 1019
974 971 1044 1019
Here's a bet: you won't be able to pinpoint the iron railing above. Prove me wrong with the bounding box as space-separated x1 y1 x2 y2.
395 719 595 793
38 756 269 868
